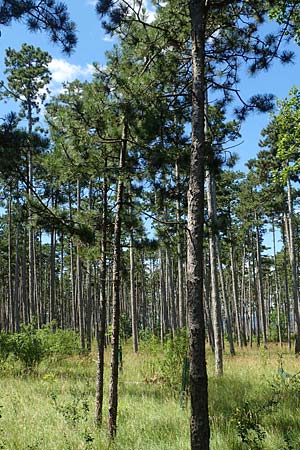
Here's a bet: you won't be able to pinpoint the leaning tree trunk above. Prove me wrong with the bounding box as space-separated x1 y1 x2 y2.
108 119 127 439
187 1 210 448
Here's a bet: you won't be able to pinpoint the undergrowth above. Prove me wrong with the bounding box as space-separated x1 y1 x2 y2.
0 331 300 449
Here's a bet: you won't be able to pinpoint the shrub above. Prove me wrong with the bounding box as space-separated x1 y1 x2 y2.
158 329 188 394
12 324 45 369
0 332 13 363
37 325 80 357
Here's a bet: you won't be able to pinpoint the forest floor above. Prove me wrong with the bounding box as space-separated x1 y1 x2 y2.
0 340 299 449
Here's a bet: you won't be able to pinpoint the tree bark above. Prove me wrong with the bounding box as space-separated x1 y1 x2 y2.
95 166 108 426
130 230 139 353
254 218 267 349
286 176 300 354
206 169 223 375
108 119 127 438
187 1 210 448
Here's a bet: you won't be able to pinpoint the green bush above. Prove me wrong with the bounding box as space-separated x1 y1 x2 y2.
37 324 80 357
0 332 13 363
12 324 45 369
159 329 188 394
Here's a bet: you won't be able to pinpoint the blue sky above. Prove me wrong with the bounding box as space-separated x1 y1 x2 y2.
0 1 299 173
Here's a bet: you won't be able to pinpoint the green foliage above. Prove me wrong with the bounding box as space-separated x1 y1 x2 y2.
233 400 267 449
12 324 45 369
158 330 188 394
0 1 77 54
268 309 288 342
0 332 13 363
120 313 132 340
37 324 80 357
0 325 80 370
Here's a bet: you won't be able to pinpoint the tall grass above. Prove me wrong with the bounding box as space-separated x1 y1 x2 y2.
0 338 299 449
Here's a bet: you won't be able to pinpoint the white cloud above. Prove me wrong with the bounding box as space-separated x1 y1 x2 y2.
49 59 94 85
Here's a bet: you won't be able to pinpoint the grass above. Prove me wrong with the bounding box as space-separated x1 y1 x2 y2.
0 341 300 449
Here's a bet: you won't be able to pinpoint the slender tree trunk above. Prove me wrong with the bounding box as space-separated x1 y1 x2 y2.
272 220 282 347
86 181 93 352
206 169 223 376
159 247 167 341
14 224 20 332
282 219 291 350
95 168 108 426
22 229 28 324
175 160 185 329
60 233 65 329
250 239 260 347
130 231 138 353
108 119 127 438
230 243 242 347
217 238 235 355
76 179 85 352
8 189 14 332
188 1 210 448
166 247 176 335
49 226 56 324
254 219 267 349
286 177 300 354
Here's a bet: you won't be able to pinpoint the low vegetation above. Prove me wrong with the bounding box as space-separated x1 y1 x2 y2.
0 330 300 449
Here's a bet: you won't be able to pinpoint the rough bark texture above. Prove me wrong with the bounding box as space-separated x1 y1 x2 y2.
188 1 210 448
108 120 127 438
95 169 108 426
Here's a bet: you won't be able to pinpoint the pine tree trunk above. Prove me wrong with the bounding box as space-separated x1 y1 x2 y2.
14 224 20 332
50 227 56 324
251 239 260 347
188 1 210 447
77 179 85 352
159 247 167 341
230 243 242 347
217 239 235 355
206 169 223 375
166 247 176 335
286 176 300 354
95 169 108 426
86 182 93 352
8 190 14 332
108 120 127 439
255 219 267 348
282 219 291 350
130 231 138 353
272 221 282 346
22 229 28 324
175 160 185 329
